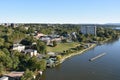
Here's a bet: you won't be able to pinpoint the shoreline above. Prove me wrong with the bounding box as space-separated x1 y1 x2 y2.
58 37 115 65
59 44 96 64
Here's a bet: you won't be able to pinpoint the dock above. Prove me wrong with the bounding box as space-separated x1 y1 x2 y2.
89 53 106 61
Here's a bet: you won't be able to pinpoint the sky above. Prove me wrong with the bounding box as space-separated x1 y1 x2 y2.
0 0 120 24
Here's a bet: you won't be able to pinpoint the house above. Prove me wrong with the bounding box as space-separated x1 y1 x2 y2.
39 34 62 45
12 43 25 52
4 71 24 80
23 49 38 57
46 59 55 67
50 34 61 41
0 76 8 80
35 33 46 39
24 26 29 30
40 36 51 45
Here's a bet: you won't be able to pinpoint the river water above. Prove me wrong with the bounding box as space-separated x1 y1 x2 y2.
41 38 120 80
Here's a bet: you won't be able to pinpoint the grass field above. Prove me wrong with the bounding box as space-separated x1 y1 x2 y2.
47 42 80 53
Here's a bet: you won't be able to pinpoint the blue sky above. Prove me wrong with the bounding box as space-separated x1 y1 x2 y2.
0 0 120 24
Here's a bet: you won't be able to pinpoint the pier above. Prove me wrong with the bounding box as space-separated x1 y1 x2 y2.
89 53 106 61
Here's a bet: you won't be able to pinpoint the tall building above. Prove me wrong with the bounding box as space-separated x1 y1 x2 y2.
80 26 96 36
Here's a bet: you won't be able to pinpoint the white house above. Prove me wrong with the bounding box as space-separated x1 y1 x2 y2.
23 49 38 57
12 43 25 52
0 76 8 80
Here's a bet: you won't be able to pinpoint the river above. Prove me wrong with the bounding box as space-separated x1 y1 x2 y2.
41 38 120 80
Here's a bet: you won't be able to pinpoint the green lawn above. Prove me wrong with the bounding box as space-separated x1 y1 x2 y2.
47 42 80 53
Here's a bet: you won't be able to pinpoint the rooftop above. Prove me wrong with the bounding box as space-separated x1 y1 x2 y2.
4 71 24 77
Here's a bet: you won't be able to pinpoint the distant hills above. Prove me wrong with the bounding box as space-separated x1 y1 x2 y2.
105 23 120 26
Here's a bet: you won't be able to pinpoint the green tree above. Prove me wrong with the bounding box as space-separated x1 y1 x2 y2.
5 28 13 35
21 69 34 80
11 51 21 70
28 56 38 71
6 31 25 43
36 40 46 54
28 27 34 34
12 56 20 70
0 38 4 47
2 48 10 56
20 36 36 46
4 42 12 49
27 57 46 71
19 54 30 70
15 26 27 33
0 51 12 69
56 55 62 62
39 59 46 71
0 63 5 76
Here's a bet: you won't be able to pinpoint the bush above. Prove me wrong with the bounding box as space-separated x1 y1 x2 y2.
53 41 57 47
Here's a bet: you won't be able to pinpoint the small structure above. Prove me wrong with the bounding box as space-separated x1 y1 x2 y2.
38 71 43 75
0 76 8 80
23 49 38 57
12 43 25 52
47 52 56 56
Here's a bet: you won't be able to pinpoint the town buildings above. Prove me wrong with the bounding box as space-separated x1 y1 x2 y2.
80 26 96 36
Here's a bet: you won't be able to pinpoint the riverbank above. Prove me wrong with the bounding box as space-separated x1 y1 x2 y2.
59 44 96 64
59 37 116 64
98 38 112 45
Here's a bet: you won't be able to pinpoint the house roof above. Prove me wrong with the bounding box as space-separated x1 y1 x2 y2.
24 49 37 53
4 71 24 77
